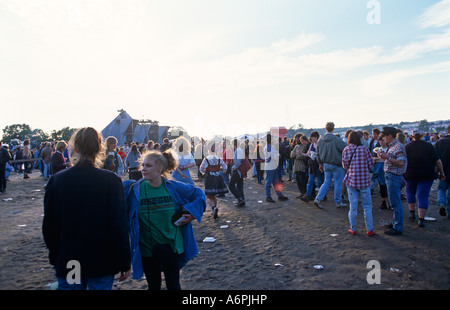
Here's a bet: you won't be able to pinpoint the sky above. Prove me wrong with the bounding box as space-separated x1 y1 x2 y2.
0 0 449 140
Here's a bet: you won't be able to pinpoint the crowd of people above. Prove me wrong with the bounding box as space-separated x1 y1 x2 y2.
1 121 449 290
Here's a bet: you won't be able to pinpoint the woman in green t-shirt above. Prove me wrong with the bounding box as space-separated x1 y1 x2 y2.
125 149 206 290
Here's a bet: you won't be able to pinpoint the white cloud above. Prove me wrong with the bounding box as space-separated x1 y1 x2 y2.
357 61 450 96
417 0 450 29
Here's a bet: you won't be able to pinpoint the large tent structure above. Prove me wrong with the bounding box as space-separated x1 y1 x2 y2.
101 110 172 146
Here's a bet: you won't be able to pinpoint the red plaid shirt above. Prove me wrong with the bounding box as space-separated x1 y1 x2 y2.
342 144 374 189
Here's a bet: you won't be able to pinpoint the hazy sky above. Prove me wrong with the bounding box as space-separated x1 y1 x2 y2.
1 0 449 139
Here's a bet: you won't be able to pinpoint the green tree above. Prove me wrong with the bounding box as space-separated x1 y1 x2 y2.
31 128 50 144
2 124 32 142
418 119 430 132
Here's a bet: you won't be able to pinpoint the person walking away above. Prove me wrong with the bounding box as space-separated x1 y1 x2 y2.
377 127 407 235
314 122 347 209
404 129 445 227
200 141 229 219
435 125 450 218
123 149 206 290
342 132 375 236
43 127 131 290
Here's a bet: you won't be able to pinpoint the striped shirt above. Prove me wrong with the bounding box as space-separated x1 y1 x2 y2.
342 144 374 189
384 139 407 176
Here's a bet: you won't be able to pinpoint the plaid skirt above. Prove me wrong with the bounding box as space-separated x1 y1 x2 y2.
204 173 229 196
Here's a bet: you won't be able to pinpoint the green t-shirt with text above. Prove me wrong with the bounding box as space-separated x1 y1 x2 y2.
139 181 184 257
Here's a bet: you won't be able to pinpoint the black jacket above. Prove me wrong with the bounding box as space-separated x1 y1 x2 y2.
435 136 450 179
43 164 131 278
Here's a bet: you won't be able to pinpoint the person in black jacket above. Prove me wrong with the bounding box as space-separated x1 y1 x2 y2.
43 127 131 290
0 142 12 193
435 125 450 218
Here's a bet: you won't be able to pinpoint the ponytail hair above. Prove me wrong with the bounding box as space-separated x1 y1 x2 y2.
141 149 178 179
69 127 105 167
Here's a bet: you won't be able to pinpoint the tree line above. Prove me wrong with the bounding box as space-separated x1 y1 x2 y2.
1 124 77 147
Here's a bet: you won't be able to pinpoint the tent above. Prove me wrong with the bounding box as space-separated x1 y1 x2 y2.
101 110 170 145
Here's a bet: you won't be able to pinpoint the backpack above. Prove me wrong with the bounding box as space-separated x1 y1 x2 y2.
104 151 119 172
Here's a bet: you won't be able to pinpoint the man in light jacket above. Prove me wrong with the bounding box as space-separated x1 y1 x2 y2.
314 122 347 209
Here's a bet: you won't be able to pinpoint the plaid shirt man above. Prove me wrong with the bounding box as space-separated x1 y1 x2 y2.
384 138 407 175
342 144 374 189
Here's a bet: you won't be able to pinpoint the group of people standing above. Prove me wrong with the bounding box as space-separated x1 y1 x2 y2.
37 121 450 291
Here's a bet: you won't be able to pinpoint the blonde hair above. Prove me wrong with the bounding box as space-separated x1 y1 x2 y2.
69 127 105 167
140 149 178 179
105 136 118 150
56 141 67 152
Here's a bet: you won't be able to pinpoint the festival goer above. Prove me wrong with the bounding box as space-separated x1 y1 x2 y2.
301 131 324 202
103 136 124 176
125 144 142 181
435 125 450 218
314 122 347 209
43 127 131 290
50 141 69 175
40 142 53 181
0 142 12 193
404 129 445 227
159 138 171 152
371 135 390 209
123 150 206 290
22 139 31 179
378 127 408 235
171 136 196 185
342 132 375 236
264 134 288 203
369 128 381 156
253 140 265 184
228 139 246 206
199 141 229 219
291 133 309 199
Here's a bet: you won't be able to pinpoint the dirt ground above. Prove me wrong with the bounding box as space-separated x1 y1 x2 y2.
0 167 449 290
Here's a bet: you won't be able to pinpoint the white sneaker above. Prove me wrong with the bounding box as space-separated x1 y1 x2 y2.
336 202 347 208
314 199 323 209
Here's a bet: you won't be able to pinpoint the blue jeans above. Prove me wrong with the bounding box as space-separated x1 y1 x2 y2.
316 163 343 204
437 179 450 213
386 173 404 232
43 162 51 180
347 187 373 232
371 162 386 189
265 169 282 198
57 275 115 290
306 170 324 197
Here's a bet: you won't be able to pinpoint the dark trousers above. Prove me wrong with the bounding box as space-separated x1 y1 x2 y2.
295 171 308 195
228 170 244 200
141 244 182 290
0 164 6 191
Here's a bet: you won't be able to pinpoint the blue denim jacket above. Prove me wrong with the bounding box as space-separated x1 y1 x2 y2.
123 178 206 279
